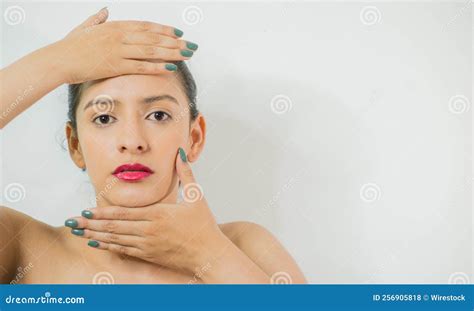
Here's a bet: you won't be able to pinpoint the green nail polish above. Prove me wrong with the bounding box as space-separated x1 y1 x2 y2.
165 64 177 71
71 228 84 236
180 49 193 57
174 28 184 37
65 219 78 228
88 240 99 248
81 210 93 219
179 147 187 163
186 41 198 51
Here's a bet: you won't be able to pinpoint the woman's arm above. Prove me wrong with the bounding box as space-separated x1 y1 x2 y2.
0 9 106 129
1 7 196 129
0 41 66 129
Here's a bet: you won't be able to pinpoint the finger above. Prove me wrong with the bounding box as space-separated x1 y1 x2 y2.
176 147 196 186
81 206 153 221
108 20 184 38
120 45 194 61
86 239 145 259
122 32 198 51
65 217 146 236
70 228 144 248
79 7 109 29
118 60 178 75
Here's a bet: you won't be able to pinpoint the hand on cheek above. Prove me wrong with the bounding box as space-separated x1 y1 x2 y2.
64 147 228 273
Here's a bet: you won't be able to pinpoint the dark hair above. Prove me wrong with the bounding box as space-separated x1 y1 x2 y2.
67 61 199 133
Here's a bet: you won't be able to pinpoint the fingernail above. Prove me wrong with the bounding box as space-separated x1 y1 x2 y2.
88 240 100 248
180 49 193 57
178 147 187 163
65 219 78 228
186 41 198 51
71 228 84 236
81 210 93 219
174 28 184 37
165 64 177 71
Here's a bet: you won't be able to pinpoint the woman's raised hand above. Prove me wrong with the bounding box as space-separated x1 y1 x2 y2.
0 7 197 129
57 7 198 84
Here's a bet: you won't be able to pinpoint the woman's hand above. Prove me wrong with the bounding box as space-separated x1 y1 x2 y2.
0 7 197 129
56 7 198 84
64 147 229 274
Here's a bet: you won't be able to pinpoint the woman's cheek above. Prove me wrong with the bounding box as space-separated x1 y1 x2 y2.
79 135 114 185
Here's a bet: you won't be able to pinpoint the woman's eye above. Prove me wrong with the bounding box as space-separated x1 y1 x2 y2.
147 111 171 122
93 114 115 126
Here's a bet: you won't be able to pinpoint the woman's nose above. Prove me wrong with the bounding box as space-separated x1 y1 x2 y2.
117 125 149 154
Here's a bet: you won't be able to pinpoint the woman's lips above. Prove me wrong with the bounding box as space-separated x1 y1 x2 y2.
114 171 152 181
112 163 154 182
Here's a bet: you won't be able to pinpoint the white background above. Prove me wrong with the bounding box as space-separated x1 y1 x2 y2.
1 0 472 284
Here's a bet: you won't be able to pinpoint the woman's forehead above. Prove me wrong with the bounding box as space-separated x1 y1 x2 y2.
79 74 185 108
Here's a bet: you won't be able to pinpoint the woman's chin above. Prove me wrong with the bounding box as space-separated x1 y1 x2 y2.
97 187 171 208
107 195 162 208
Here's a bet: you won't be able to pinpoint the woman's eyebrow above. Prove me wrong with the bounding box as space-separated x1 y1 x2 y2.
83 94 179 111
141 94 179 106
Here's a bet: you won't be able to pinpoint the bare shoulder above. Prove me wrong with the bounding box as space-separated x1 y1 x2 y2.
0 206 52 282
0 205 56 236
218 221 307 284
0 206 61 257
218 221 283 249
0 205 37 239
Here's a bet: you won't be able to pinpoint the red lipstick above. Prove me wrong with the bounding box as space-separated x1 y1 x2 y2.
112 163 154 182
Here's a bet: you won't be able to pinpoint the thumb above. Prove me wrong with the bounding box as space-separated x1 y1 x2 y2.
176 147 205 204
176 147 196 186
79 7 109 29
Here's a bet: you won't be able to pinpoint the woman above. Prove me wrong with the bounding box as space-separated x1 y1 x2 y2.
0 8 306 284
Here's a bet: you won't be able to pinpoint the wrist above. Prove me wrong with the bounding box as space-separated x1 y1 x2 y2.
44 39 73 86
195 235 271 284
190 231 230 273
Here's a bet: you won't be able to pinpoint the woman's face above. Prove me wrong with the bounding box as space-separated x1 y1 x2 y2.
66 73 204 208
